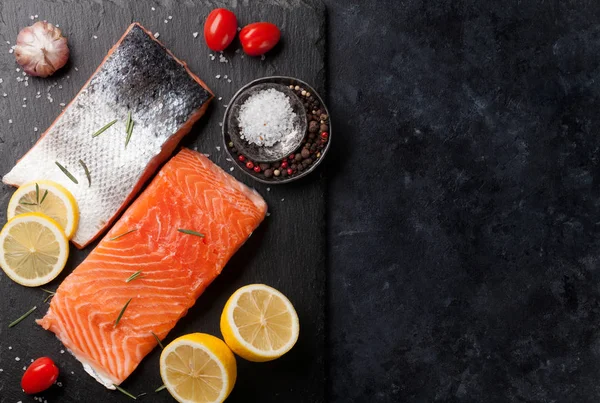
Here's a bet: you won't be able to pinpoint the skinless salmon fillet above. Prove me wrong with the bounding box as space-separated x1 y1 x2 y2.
38 148 267 388
3 23 213 248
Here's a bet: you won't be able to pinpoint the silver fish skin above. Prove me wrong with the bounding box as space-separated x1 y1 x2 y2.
3 23 213 248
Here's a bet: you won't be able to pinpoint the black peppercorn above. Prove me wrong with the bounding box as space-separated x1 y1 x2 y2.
311 143 318 151
295 154 303 162
303 158 313 165
309 133 316 140
259 163 270 171
301 148 310 158
264 169 273 178
291 164 297 170
281 169 288 177
320 124 328 133
309 121 319 133
298 164 304 171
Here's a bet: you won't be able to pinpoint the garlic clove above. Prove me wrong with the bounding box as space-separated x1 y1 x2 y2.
15 21 69 78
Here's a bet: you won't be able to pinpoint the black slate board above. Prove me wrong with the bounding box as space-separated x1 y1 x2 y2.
0 1 326 402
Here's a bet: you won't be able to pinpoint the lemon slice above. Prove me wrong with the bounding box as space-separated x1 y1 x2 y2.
160 333 237 403
7 180 79 239
0 213 69 287
220 284 300 362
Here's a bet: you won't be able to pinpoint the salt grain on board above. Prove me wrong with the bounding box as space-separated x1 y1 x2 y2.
93 35 98 39
230 167 234 171
154 32 160 38
15 357 20 361
193 32 199 38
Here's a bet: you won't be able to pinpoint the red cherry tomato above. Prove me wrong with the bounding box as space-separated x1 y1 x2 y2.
21 357 59 395
239 22 281 56
204 8 238 51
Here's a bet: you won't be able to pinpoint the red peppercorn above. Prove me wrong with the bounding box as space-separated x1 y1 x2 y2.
287 168 293 175
246 161 254 169
253 166 261 173
289 154 295 160
281 160 289 169
238 155 246 162
321 132 329 139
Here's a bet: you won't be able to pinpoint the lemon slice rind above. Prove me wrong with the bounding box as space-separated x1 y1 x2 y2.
0 212 69 287
7 180 79 239
220 284 300 362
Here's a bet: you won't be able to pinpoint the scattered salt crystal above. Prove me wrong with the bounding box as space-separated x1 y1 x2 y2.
30 15 35 20
219 54 229 63
16 68 20 72
23 97 27 101
22 104 26 108
261 54 266 61
15 357 20 361
218 97 222 101
74 67 79 71
281 198 285 202
93 35 98 39
71 371 74 374
229 167 234 172
60 350 65 354
154 32 160 38
58 85 62 89
7 347 11 350
34 127 38 132
8 119 12 124
227 79 232 83
0 368 3 372
151 7 156 11
168 16 173 20
2 93 6 97
0 78 3 83
218 122 223 127
193 32 199 38
30 359 34 362
164 19 168 24
56 24 60 27
267 187 271 192
203 153 210 157
59 103 66 107
215 74 221 79
266 212 271 217
35 15 38 18
215 146 221 151
57 382 62 387
23 366 26 370
237 27 241 32
224 75 228 79
235 49 240 54
226 158 232 162
5 41 9 45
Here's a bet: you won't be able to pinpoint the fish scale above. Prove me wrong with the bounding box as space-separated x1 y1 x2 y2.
3 23 213 248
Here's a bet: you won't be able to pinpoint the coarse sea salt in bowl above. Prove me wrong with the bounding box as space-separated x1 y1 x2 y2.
223 76 331 185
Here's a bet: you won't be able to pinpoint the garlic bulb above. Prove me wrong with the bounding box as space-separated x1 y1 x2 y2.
15 21 69 78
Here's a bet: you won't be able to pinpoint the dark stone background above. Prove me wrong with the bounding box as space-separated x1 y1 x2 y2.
325 0 600 402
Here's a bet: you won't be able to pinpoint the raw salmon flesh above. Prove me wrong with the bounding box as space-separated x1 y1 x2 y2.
38 148 268 388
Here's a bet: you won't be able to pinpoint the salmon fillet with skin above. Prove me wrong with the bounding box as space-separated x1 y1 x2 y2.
3 23 213 248
38 148 267 388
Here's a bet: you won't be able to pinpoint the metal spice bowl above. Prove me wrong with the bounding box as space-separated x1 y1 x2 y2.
223 76 331 185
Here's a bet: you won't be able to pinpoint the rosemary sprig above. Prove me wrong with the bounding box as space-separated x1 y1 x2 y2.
42 288 56 303
177 229 205 238
152 332 164 349
79 159 92 187
9 306 37 328
125 111 132 133
35 183 40 204
55 161 79 184
155 385 167 392
125 271 143 283
92 119 118 138
125 119 135 148
114 385 137 400
19 201 38 206
39 189 49 205
114 298 132 327
110 229 137 241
